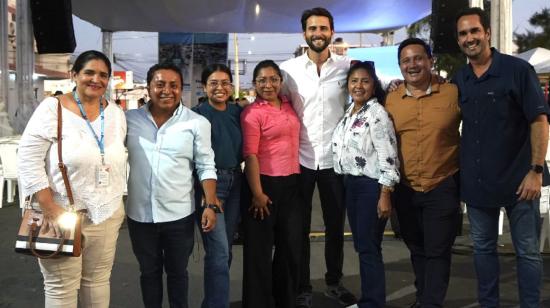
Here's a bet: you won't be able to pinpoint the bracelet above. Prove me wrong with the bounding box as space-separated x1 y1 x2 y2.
205 204 222 213
381 185 394 193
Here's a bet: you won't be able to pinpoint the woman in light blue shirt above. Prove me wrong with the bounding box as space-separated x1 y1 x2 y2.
331 61 400 308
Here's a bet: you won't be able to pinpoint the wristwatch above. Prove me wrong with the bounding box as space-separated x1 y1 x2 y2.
205 204 222 213
531 164 544 174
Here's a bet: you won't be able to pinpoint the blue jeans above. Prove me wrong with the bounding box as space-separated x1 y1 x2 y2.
467 200 542 308
195 169 242 308
344 175 387 308
127 215 195 308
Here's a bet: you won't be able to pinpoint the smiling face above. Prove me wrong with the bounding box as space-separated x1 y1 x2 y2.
456 14 491 61
72 59 110 101
303 15 334 53
348 68 375 105
148 69 183 114
254 67 282 102
399 44 433 88
204 71 233 105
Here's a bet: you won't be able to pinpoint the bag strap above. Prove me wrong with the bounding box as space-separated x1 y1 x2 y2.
56 99 75 206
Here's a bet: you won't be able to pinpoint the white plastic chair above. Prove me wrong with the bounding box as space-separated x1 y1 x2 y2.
0 142 20 208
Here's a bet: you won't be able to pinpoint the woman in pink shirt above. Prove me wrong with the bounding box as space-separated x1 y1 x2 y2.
240 60 302 308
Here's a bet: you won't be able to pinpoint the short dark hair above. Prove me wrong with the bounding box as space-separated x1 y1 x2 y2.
146 62 183 87
72 50 112 76
201 63 233 85
252 60 283 83
347 61 386 105
397 38 432 63
301 7 334 31
455 7 490 34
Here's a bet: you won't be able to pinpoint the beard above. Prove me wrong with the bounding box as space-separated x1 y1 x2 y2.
306 35 331 53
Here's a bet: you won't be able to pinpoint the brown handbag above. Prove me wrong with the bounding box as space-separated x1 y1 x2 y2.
15 99 83 258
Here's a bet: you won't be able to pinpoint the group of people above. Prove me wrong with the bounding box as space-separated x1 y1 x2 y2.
16 5 548 308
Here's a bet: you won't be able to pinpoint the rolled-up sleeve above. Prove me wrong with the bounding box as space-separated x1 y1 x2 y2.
241 107 261 158
17 99 57 197
368 105 400 187
193 117 217 181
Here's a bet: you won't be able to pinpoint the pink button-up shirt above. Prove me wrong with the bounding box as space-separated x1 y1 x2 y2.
241 96 301 176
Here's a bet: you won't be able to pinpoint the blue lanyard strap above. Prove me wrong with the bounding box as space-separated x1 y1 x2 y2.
73 92 105 162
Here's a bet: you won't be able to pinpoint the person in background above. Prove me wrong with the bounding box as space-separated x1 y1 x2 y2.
241 60 302 308
125 62 220 308
453 8 549 307
192 63 243 308
332 61 399 308
18 50 127 308
332 37 349 56
280 8 357 307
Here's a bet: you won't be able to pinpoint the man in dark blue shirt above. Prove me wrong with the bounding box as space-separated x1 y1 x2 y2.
453 7 549 308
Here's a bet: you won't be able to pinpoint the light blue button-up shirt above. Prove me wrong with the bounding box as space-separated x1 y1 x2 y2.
125 103 217 223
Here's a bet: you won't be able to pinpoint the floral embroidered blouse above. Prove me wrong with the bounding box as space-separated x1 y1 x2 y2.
332 97 400 187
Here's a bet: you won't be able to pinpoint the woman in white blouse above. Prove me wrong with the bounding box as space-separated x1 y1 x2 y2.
332 61 400 308
17 50 126 308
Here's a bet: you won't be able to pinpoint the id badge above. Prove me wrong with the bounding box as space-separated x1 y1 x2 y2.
95 165 111 187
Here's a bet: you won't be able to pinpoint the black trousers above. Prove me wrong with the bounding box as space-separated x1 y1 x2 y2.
393 174 460 308
242 174 303 308
127 215 195 308
298 166 346 292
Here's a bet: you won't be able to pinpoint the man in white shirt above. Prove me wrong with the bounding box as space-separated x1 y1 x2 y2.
280 7 356 308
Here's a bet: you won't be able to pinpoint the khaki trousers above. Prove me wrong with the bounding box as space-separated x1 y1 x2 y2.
38 203 125 308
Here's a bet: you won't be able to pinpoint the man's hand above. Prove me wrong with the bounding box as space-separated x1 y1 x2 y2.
201 208 217 232
386 79 403 92
249 192 272 220
516 170 543 201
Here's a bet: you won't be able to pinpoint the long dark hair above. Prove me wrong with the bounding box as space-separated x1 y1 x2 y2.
252 60 282 82
347 61 386 104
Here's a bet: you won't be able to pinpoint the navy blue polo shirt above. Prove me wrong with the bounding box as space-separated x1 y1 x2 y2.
453 48 549 207
192 102 243 169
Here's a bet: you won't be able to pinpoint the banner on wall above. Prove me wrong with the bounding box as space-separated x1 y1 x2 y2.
112 71 134 90
159 33 228 107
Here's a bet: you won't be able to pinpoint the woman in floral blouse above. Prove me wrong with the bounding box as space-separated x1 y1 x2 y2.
332 61 400 308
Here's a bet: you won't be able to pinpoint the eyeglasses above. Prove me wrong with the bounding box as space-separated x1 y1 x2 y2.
207 80 233 88
255 77 281 86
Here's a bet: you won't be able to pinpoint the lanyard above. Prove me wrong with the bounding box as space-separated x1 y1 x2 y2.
73 91 105 164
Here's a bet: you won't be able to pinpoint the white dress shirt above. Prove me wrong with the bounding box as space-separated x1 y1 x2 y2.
280 52 352 170
125 103 217 223
332 98 400 187
18 97 127 224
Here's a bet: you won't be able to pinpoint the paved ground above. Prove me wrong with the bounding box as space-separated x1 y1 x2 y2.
1 192 549 308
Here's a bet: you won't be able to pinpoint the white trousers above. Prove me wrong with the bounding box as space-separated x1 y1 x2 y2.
38 203 125 308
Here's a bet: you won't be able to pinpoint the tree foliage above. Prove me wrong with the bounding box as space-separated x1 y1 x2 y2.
514 8 550 53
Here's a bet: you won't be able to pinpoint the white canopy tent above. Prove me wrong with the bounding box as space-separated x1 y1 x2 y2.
72 0 432 33
516 47 550 74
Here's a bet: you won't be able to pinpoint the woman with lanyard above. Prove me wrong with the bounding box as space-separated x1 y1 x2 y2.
18 50 127 308
192 63 243 308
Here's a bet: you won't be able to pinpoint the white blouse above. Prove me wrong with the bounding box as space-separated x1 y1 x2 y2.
18 97 127 224
332 98 400 187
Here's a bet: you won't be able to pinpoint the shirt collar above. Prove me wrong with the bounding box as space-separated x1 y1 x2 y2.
345 97 379 116
253 95 290 106
399 75 440 98
464 47 501 81
302 50 337 68
144 101 184 118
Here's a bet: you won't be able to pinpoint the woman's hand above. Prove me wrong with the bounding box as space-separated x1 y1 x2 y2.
377 191 392 219
40 202 66 236
249 192 272 220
